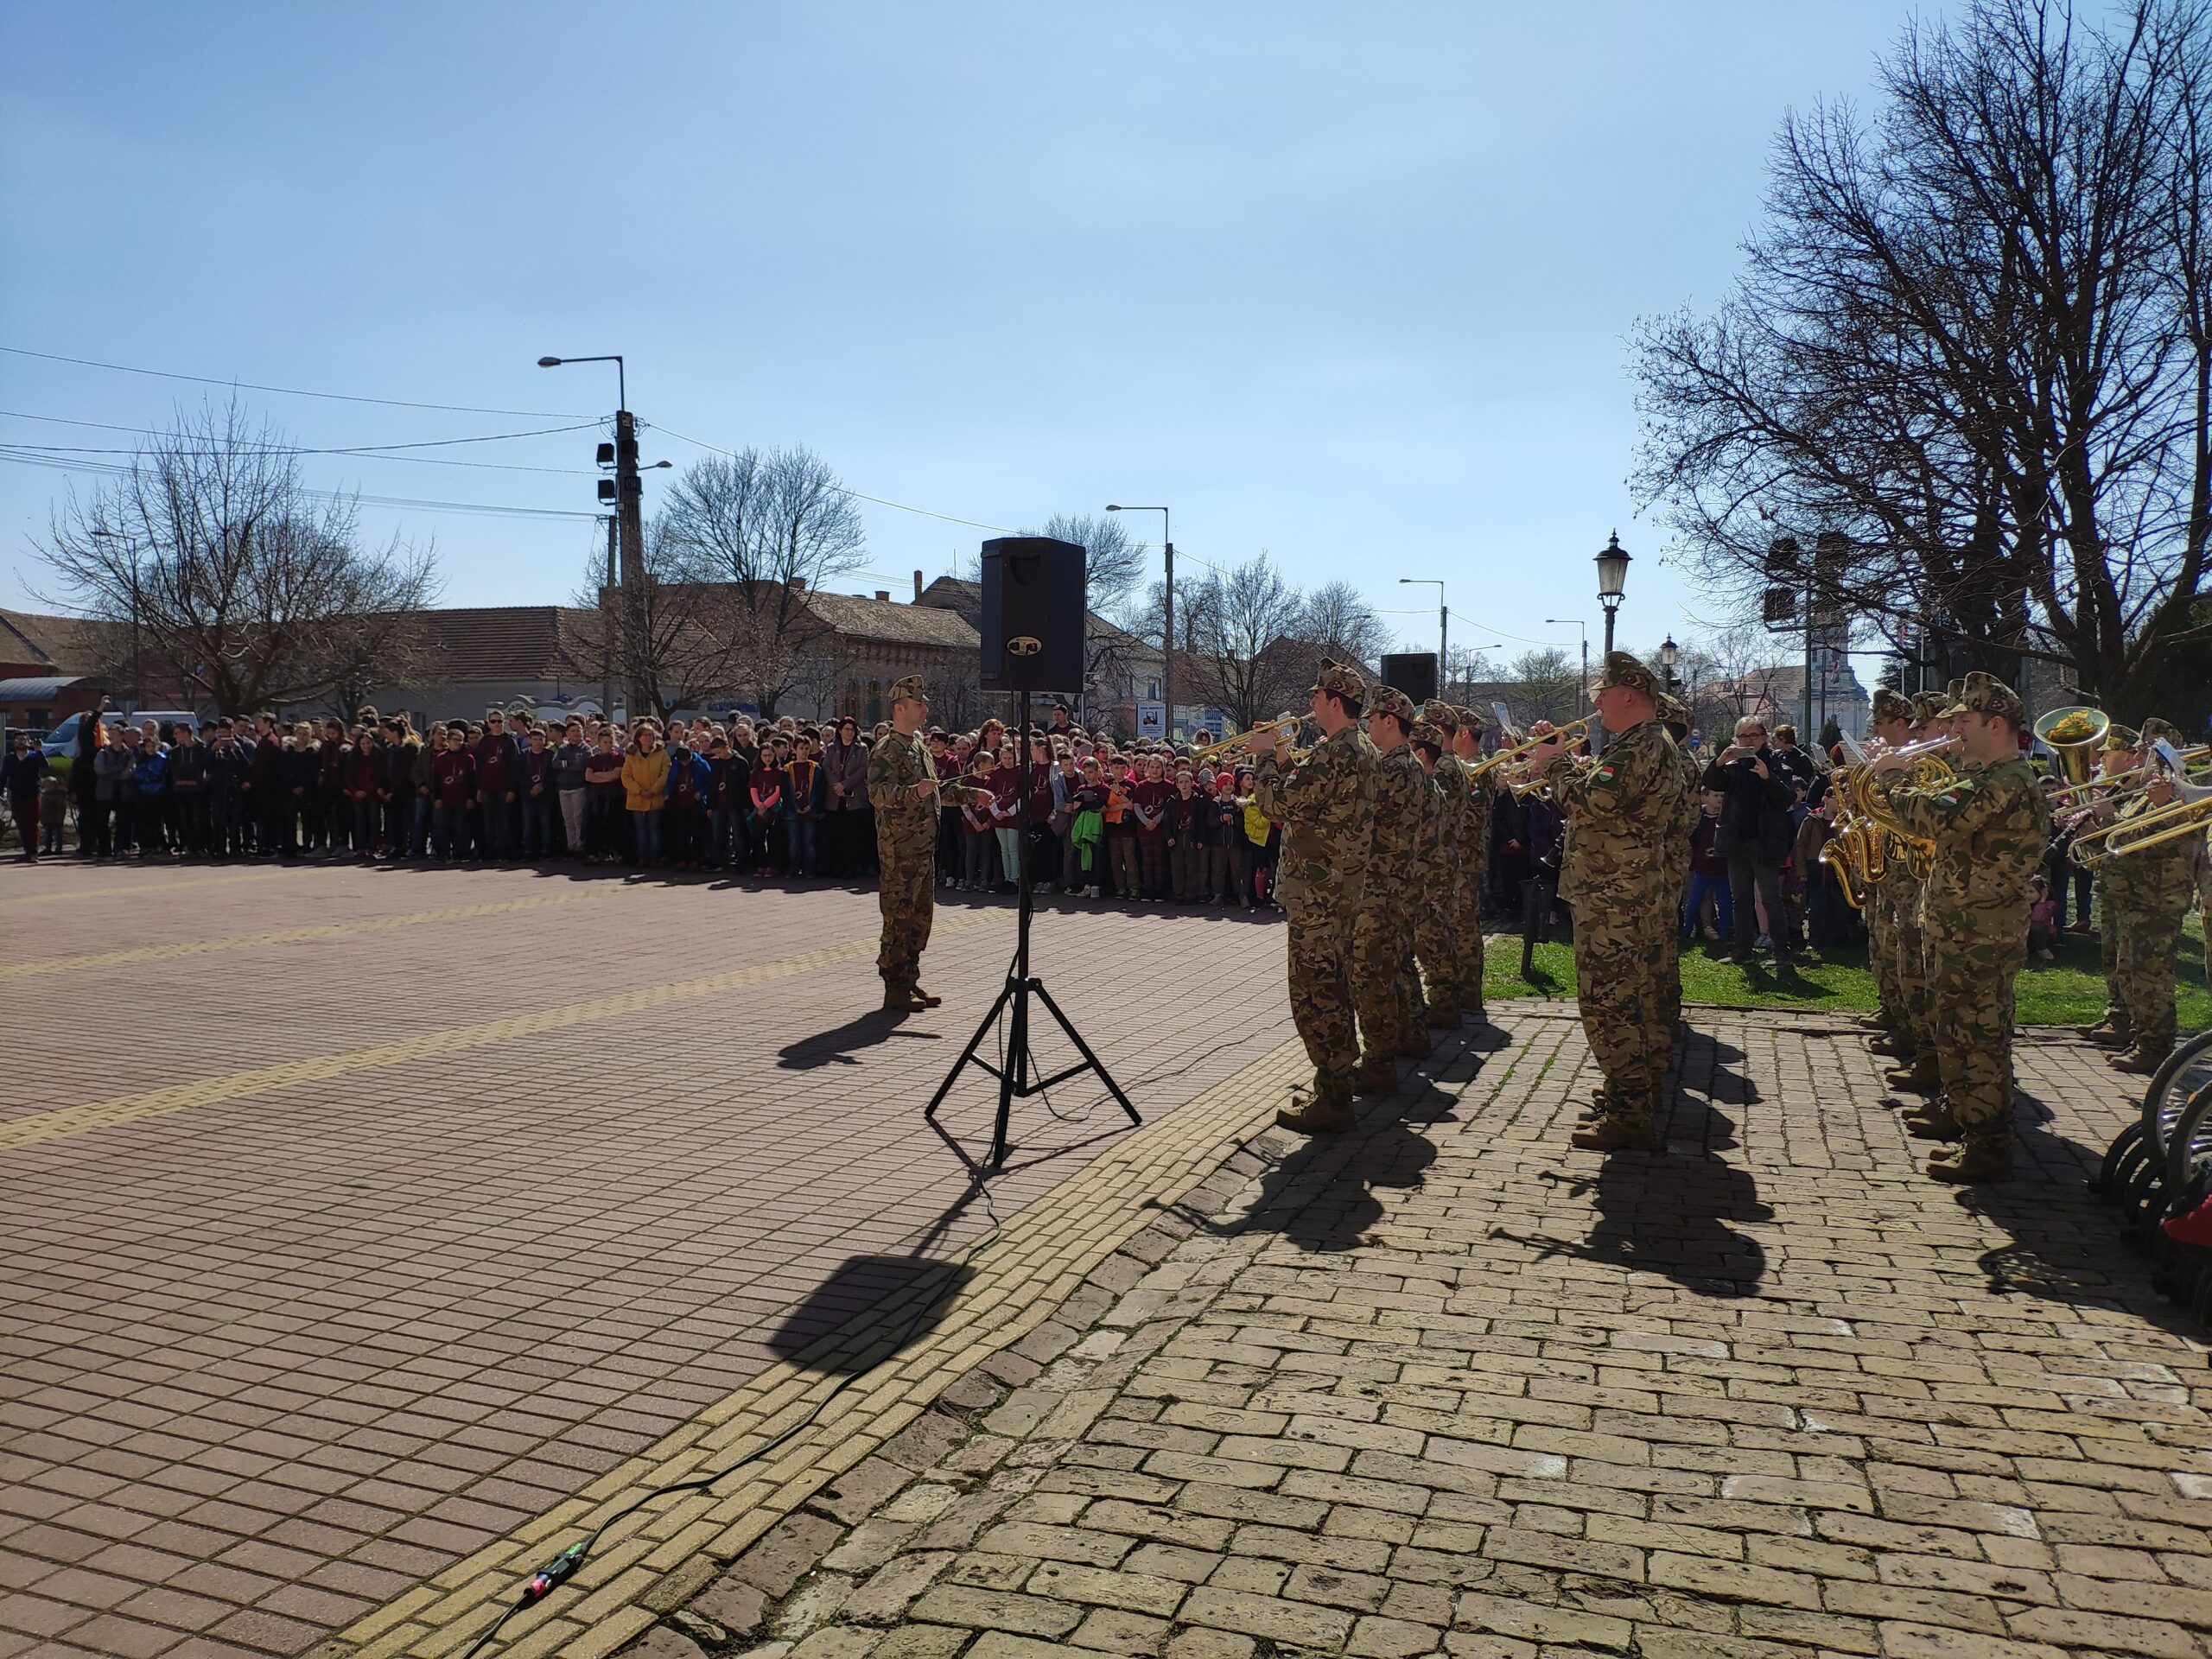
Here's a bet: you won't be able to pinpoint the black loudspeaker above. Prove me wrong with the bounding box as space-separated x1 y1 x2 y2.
981 537 1087 694
1379 652 1438 705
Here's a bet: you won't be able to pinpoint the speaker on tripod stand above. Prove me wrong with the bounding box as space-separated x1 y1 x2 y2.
926 537 1141 1168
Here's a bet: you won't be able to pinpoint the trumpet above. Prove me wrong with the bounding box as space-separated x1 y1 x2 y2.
2069 751 2212 865
1189 713 1303 764
1468 716 1594 779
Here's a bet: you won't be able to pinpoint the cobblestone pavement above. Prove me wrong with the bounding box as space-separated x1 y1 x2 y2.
0 861 1295 1658
573 1011 2209 1659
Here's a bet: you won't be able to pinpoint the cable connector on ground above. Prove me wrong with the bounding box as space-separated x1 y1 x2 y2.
521 1541 588 1603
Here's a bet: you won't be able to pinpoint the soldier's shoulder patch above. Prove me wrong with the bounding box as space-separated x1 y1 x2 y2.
1593 764 1618 785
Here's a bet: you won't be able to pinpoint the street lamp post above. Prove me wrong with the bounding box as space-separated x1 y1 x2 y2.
1106 505 1171 739
1658 634 1679 692
1398 579 1446 690
540 354 648 717
1595 531 1630 656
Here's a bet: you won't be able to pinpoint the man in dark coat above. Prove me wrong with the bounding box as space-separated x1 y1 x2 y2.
1701 714 1796 966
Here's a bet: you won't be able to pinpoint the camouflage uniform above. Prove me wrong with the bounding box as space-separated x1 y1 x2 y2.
1416 704 1468 1025
1544 655 1691 1131
1859 688 1916 1036
2104 719 2199 1065
2084 723 2140 1042
1353 686 1429 1075
1877 675 2050 1170
1454 707 1497 1013
1656 693 1700 1037
1887 690 1952 1067
868 678 941 1002
1255 661 1376 1118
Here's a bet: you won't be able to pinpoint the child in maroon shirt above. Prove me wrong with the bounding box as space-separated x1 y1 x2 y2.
431 729 477 861
1130 755 1175 901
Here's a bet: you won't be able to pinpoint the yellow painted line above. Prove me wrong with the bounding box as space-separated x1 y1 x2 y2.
0 868 323 906
327 1027 1319 1657
0 889 620 979
0 910 1002 1154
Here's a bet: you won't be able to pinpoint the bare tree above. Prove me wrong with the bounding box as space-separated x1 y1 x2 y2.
1022 512 1148 611
1439 643 1497 703
658 443 869 715
573 518 734 721
1182 554 1307 730
1300 581 1393 668
34 399 437 715
1632 0 2212 719
1499 647 1583 728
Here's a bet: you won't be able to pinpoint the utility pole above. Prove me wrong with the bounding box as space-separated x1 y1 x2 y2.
601 513 617 719
614 409 649 719
1105 504 1172 739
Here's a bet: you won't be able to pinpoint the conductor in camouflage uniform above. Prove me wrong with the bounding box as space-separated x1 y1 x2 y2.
1416 703 1468 1028
1353 683 1432 1092
1252 659 1377 1133
1528 652 1691 1151
2102 716 2198 1075
1858 688 1916 1052
1872 673 2050 1183
868 676 943 1012
1448 707 1495 1019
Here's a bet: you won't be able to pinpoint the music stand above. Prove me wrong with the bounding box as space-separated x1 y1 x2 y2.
925 690 1141 1169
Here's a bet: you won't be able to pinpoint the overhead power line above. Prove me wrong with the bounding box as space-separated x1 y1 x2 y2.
647 423 1019 535
0 343 592 419
0 408 599 454
0 448 601 522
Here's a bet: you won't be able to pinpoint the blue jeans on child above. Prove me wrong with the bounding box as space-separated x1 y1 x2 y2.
1683 870 1732 938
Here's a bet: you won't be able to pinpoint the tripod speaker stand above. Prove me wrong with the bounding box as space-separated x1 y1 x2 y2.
925 690 1140 1169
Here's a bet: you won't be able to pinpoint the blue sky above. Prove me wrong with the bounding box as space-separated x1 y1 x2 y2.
0 2 1942 676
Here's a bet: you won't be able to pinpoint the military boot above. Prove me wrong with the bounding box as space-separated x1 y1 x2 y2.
2109 1045 2169 1076
1901 1103 1961 1141
1425 1001 1460 1029
1397 1029 1433 1060
910 986 944 1007
1884 1058 1942 1094
1927 1140 2012 1184
1277 1090 1355 1135
1571 1115 1651 1152
1867 1033 1907 1057
881 984 928 1012
1855 1012 1891 1033
2081 1016 2131 1047
1352 1056 1400 1096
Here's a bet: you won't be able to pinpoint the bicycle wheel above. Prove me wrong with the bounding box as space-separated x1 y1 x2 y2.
2100 1122 2152 1202
2162 1080 2212 1207
2141 1027 2212 1160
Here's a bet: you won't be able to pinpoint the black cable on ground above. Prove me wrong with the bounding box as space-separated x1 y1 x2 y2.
460 1147 1006 1658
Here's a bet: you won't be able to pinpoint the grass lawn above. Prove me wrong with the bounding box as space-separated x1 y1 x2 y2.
1484 913 2210 1029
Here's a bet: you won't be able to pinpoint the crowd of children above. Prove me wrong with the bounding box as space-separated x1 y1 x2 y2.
12 706 1287 907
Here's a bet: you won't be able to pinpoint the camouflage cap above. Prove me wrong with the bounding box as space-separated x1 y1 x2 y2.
1909 691 1948 725
1367 683 1416 724
1310 657 1367 703
1655 691 1690 727
2141 715 2184 748
889 675 929 704
1419 700 1459 734
1456 704 1487 735
1870 687 1913 725
1939 671 2024 726
1408 718 1445 750
2103 721 2140 751
1594 651 1659 697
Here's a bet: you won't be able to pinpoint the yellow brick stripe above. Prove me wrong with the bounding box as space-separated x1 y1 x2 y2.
0 888 620 980
0 910 1003 1154
323 1029 1321 1659
0 868 320 906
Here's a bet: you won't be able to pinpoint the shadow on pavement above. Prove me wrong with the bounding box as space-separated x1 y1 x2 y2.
778 1007 942 1070
766 1254 979 1372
